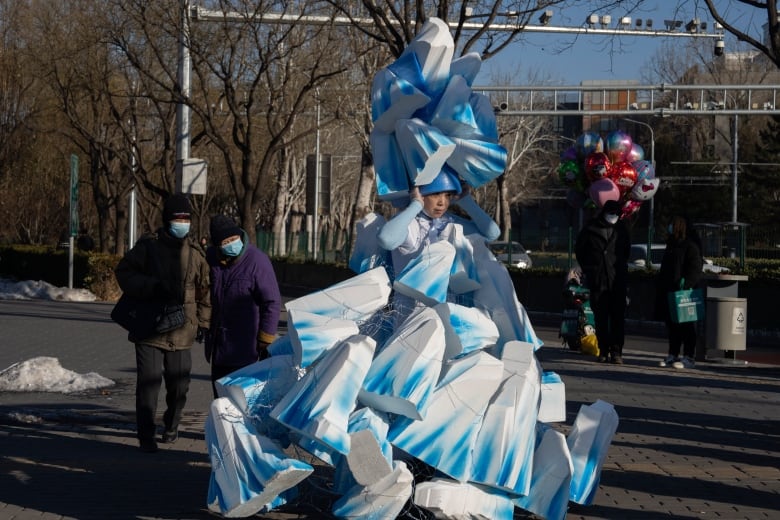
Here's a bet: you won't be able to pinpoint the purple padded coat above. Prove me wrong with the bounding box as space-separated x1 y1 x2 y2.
205 234 281 368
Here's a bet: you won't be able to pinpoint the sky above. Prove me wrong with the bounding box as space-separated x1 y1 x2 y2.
0 278 111 394
474 1 756 86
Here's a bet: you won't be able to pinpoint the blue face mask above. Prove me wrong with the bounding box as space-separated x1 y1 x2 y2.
168 222 190 238
221 238 243 257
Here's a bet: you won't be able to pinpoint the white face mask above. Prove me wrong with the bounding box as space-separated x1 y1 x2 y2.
605 214 619 225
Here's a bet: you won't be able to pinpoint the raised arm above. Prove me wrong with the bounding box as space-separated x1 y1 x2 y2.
377 189 424 250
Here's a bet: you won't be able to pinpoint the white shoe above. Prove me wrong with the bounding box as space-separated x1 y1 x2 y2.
673 356 695 369
659 355 678 367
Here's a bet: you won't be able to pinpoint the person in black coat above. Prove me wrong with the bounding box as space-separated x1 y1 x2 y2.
575 199 631 364
655 216 703 369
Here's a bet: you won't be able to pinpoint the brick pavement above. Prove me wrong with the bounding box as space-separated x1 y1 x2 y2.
1 299 779 519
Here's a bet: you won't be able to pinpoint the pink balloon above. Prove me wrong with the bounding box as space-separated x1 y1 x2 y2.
626 143 645 163
588 178 620 208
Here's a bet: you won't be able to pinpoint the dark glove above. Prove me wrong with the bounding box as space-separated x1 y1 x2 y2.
256 340 270 361
196 327 208 344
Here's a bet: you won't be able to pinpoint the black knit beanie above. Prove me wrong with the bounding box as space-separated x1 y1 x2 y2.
210 215 243 246
162 194 192 222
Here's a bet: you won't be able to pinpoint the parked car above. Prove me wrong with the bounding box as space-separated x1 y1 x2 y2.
628 243 730 274
489 241 533 269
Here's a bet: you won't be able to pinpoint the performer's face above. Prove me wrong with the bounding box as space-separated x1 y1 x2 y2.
422 191 453 218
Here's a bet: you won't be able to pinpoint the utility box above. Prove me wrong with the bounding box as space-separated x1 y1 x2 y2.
705 297 747 351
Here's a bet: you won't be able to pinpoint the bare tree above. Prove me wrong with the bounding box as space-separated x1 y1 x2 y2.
700 0 780 68
110 1 353 248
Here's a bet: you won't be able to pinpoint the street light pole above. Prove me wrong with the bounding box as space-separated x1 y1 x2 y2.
623 118 655 263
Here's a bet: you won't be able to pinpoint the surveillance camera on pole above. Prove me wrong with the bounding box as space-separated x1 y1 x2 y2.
714 38 725 56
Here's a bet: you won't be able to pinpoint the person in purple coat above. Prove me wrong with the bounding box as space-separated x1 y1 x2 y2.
205 215 282 397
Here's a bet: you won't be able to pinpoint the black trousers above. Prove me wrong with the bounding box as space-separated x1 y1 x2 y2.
590 289 627 356
135 344 192 441
666 320 697 358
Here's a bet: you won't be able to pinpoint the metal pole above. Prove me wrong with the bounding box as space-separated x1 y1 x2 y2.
731 114 738 223
313 92 321 261
175 0 191 192
129 92 138 249
129 187 137 249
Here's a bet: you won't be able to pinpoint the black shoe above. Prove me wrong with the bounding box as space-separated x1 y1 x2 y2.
161 429 178 444
597 355 609 363
611 355 624 364
139 438 158 453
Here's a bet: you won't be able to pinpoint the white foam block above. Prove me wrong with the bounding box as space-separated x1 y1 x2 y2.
370 129 411 201
470 92 500 142
397 17 454 97
214 355 301 439
414 478 515 520
514 424 574 520
434 302 499 361
371 67 431 133
332 461 414 520
394 118 456 186
568 400 619 505
346 429 393 487
393 240 456 306
470 240 543 352
285 266 391 320
446 137 507 190
333 408 394 495
447 225 481 294
538 372 566 424
267 334 294 358
205 398 313 518
359 307 446 420
287 308 360 368
470 363 540 495
387 351 504 482
450 52 482 86
430 75 480 140
271 334 377 457
349 212 389 274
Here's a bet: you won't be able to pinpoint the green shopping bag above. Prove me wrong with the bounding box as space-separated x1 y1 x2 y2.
668 279 704 323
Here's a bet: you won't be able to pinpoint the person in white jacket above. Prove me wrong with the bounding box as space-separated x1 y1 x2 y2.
378 169 500 273
377 169 500 322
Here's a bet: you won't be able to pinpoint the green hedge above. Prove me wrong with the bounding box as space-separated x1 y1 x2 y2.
5 244 780 303
0 245 121 300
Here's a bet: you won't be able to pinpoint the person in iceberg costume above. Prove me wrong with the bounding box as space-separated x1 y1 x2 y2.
379 170 500 276
377 169 500 324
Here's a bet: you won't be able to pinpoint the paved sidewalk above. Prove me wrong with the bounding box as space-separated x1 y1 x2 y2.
1 299 779 519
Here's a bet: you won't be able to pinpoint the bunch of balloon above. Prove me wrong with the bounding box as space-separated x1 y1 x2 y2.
557 130 660 220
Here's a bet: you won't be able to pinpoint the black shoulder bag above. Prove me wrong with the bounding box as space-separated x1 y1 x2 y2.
111 241 186 342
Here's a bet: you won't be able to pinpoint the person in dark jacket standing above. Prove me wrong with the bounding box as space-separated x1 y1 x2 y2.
114 194 211 453
656 216 704 369
205 215 282 398
575 199 631 364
